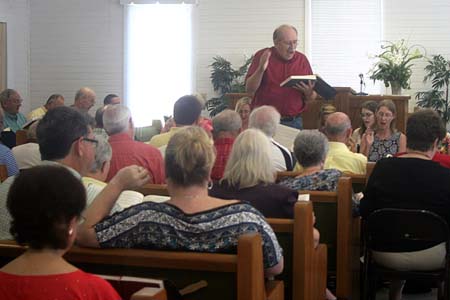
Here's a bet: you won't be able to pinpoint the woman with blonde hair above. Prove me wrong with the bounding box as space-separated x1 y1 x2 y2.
77 126 283 277
235 97 252 131
210 128 298 219
360 99 406 161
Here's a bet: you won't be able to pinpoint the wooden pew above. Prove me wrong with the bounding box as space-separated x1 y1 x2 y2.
0 233 283 300
0 164 7 182
268 201 327 300
15 129 27 146
297 176 355 300
136 184 169 196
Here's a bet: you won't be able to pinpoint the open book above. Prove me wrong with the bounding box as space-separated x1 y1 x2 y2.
117 190 170 210
280 74 337 100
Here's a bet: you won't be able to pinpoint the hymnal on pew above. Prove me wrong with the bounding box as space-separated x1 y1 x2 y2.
280 74 337 99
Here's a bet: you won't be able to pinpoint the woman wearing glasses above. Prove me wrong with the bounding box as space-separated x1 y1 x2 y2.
360 100 406 162
350 101 377 153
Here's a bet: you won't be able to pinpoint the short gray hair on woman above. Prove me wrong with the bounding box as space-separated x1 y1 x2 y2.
221 128 275 188
89 133 112 173
294 130 329 168
103 105 131 135
248 105 280 137
212 109 242 135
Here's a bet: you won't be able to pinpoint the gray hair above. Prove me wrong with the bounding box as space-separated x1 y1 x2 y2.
324 112 351 138
212 110 242 136
221 128 275 188
103 105 131 135
0 89 17 105
249 105 280 137
89 133 112 173
273 24 298 42
294 130 329 168
74 87 94 101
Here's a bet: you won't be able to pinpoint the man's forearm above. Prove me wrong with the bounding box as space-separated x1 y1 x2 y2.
245 68 265 96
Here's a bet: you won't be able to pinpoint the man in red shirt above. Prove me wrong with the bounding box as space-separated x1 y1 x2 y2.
104 105 165 183
245 24 316 129
210 109 241 180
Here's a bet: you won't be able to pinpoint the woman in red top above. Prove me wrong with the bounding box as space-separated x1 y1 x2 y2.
0 166 120 300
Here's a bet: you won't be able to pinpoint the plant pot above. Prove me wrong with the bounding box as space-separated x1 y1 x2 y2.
390 82 402 95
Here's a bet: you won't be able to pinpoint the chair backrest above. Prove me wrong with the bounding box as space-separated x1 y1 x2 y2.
365 208 450 254
0 233 282 300
365 162 376 185
268 201 327 300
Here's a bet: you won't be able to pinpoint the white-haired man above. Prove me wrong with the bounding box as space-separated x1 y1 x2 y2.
103 105 165 183
73 87 96 113
249 105 294 172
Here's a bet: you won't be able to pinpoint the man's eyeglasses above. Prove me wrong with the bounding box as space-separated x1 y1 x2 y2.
281 40 298 48
82 137 99 146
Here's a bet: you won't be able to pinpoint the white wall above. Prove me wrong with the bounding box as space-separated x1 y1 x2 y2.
196 0 305 99
384 0 450 110
29 0 123 112
0 0 30 112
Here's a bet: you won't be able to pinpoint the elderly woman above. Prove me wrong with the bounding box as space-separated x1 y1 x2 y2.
77 126 283 277
361 99 406 161
0 166 120 299
235 97 252 131
279 130 342 191
360 109 450 300
210 128 298 218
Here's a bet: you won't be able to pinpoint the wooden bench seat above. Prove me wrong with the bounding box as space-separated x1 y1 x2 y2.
0 233 283 300
268 201 327 300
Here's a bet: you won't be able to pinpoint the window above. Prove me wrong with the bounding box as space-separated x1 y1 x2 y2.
309 0 382 94
124 3 194 126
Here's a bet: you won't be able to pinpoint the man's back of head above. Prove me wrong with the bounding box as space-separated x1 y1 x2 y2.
173 95 202 126
37 106 89 161
249 105 280 137
212 109 242 139
103 105 132 136
324 112 352 143
103 94 121 106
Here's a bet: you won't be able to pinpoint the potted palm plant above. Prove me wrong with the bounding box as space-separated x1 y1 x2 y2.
416 54 450 125
205 55 253 116
369 39 424 95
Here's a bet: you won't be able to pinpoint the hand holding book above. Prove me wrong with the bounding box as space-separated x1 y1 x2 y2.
280 74 337 99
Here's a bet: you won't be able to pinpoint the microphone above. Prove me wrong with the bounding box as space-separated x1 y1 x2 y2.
356 73 368 95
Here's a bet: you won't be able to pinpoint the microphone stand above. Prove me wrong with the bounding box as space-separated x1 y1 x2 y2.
355 74 368 96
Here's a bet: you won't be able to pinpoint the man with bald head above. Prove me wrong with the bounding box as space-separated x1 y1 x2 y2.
73 87 96 112
245 24 316 129
324 112 367 174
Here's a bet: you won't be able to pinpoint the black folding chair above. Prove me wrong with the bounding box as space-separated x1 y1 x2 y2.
362 208 450 300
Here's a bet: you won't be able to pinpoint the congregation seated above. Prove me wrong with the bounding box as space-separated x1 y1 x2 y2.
360 109 450 300
210 128 298 219
0 106 149 240
0 89 27 133
11 120 41 169
234 96 251 132
324 112 367 175
77 126 284 278
360 99 406 161
249 105 294 171
210 109 241 181
279 130 342 191
0 109 19 177
0 166 120 299
350 100 377 153
103 105 165 183
147 95 202 149
27 93 64 121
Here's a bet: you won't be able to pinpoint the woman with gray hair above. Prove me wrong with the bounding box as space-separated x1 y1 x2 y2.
209 128 298 219
279 130 342 191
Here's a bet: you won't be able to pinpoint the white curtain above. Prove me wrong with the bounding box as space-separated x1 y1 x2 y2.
125 3 194 127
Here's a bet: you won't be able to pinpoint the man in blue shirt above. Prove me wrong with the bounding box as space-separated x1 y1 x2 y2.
0 89 27 132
